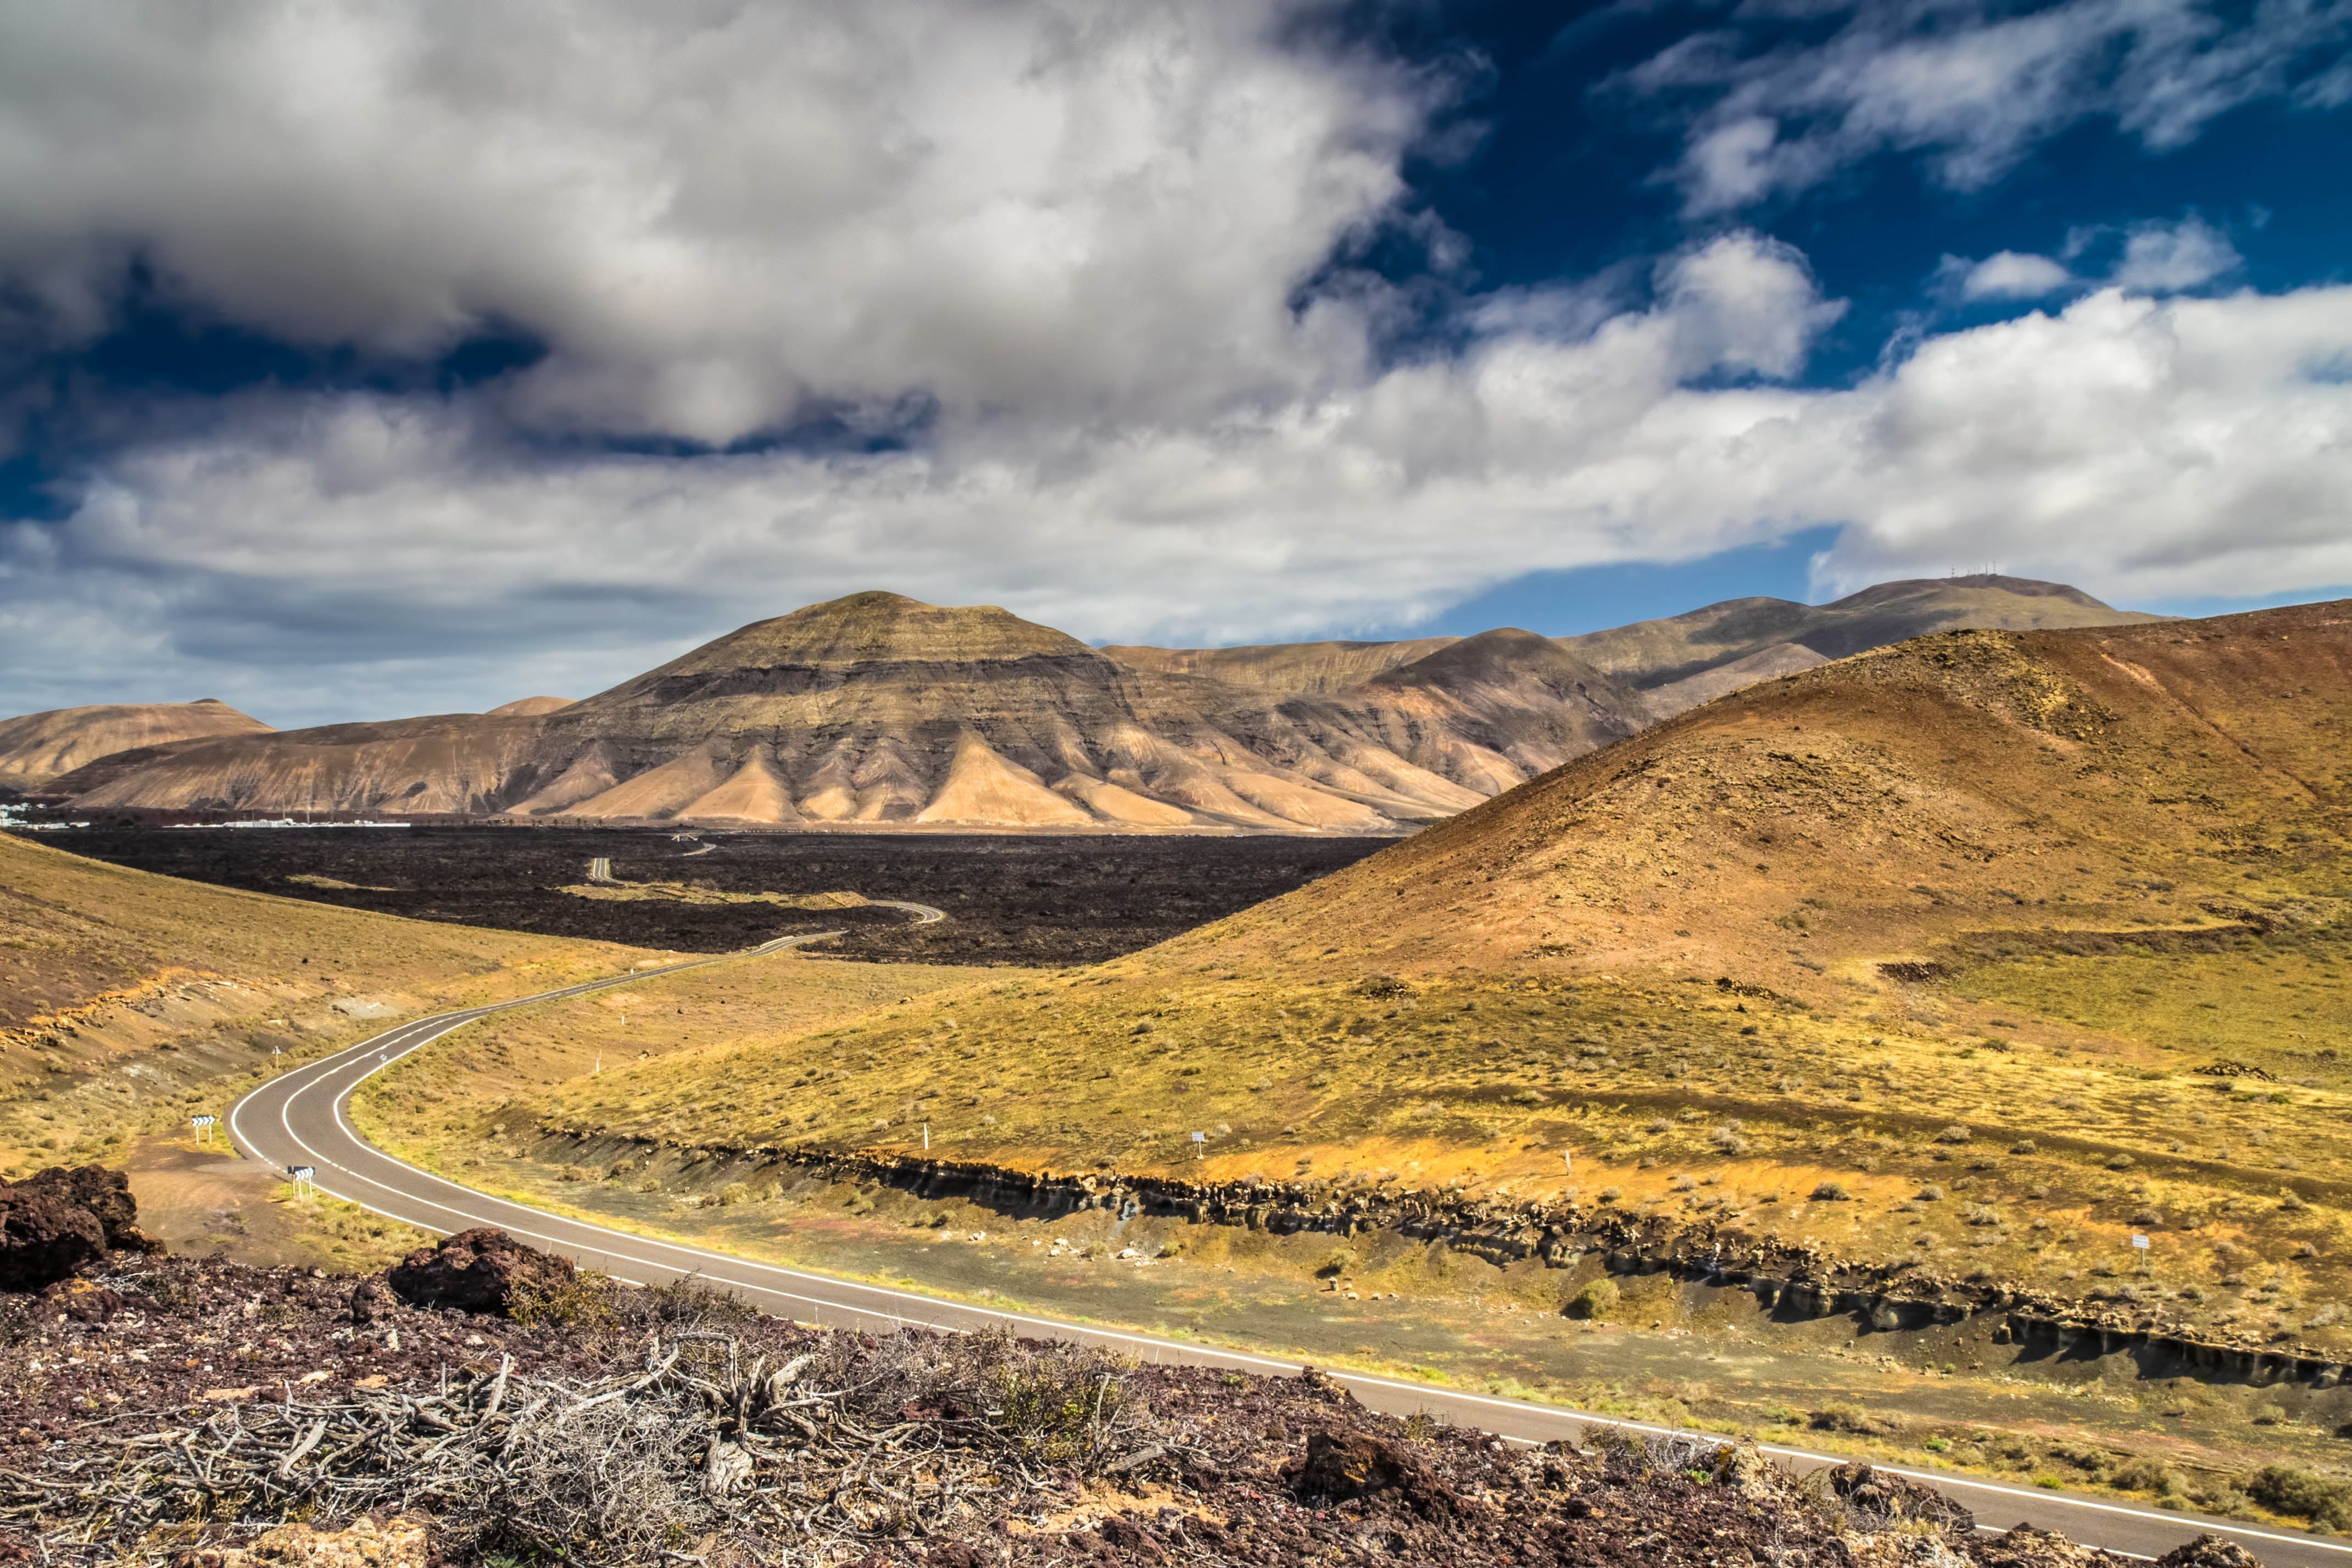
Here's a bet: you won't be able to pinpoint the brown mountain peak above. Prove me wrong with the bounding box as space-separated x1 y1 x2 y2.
1821 573 2121 614
625 591 1097 688
1368 627 1600 689
0 699 274 791
1156 598 2352 978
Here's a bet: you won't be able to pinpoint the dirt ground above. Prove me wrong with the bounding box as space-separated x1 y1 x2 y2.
40 826 1390 963
112 1132 431 1273
114 1134 319 1266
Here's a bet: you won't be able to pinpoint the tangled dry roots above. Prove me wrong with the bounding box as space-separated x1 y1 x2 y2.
10 1325 1153 1566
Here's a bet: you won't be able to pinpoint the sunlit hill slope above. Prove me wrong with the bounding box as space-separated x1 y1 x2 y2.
541 601 2352 1350
0 699 271 792
0 831 651 1176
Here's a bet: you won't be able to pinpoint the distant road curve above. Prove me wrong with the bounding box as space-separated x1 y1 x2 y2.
865 898 945 925
581 857 939 928
227 948 2337 1567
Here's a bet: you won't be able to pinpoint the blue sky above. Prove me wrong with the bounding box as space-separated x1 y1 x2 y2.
1 1 2348 719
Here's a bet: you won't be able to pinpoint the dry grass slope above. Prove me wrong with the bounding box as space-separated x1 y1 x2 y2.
0 832 657 1173
350 952 989 1181
537 602 2352 1349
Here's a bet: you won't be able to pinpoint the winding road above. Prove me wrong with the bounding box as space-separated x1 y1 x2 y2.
227 944 2342 1566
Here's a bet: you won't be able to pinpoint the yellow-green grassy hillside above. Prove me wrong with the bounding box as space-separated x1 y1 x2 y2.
529 601 2352 1348
0 831 662 1171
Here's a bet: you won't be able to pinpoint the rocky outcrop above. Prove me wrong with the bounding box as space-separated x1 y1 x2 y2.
538 1127 2352 1391
0 1163 160 1291
348 1278 387 1326
1824 1463 1975 1530
1293 1429 1456 1514
387 1228 574 1315
2152 1537 2265 1567
0 1188 107 1290
18 1164 161 1253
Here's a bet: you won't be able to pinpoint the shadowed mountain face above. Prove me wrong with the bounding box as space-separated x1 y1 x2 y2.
1107 576 2161 728
0 700 271 792
34 579 2162 833
1319 630 1659 794
1563 574 2166 715
1101 637 1454 694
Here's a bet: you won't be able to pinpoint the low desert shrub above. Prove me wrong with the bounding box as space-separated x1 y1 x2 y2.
2245 1465 2352 1530
1564 1278 1620 1320
508 1271 618 1331
1808 1403 1895 1437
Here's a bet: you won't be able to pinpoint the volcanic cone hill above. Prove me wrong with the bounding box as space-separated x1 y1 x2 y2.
1161 599 2350 981
538 601 2352 1359
0 699 270 792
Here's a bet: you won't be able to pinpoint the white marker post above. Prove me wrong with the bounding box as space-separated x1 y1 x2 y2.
1563 1149 1573 1178
190 1113 216 1145
1191 1131 1205 1160
923 1122 930 1151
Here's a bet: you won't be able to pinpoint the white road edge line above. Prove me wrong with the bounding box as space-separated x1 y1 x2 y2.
228 969 2349 1562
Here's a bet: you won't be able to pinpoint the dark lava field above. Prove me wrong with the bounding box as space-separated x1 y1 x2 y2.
31 827 1389 964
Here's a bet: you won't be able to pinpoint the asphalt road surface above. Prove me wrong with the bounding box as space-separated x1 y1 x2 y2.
228 953 2346 1566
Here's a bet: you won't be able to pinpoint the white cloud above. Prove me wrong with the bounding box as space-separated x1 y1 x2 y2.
14 237 1837 612
0 1 1437 445
14 260 2352 724
1804 286 2352 597
1630 0 2352 215
1658 233 1847 377
2111 216 2243 292
1952 250 2077 300
1937 215 2241 306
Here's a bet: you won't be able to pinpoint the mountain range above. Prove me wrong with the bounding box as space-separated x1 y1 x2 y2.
18 575 2159 832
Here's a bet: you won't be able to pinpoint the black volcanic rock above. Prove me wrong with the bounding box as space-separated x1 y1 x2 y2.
0 1188 108 1290
388 1227 575 1315
19 1164 161 1253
